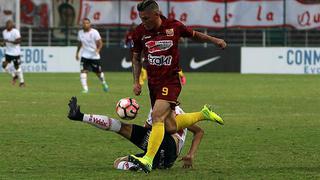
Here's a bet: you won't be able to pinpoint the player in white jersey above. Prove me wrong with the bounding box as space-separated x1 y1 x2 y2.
76 18 108 93
67 96 204 170
1 20 25 87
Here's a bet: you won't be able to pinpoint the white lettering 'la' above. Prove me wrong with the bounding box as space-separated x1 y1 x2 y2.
148 54 172 66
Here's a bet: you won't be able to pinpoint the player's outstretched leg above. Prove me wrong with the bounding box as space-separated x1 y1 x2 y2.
67 96 121 132
201 104 223 125
174 105 223 131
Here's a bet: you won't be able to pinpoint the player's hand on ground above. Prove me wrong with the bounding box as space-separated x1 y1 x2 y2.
215 38 227 49
133 83 142 96
179 154 193 168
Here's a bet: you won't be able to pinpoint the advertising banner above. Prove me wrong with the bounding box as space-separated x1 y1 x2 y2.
0 47 79 72
101 47 240 72
79 0 320 29
241 47 320 74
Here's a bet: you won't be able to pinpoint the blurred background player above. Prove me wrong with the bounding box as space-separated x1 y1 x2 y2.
1 20 25 87
123 23 136 48
130 0 226 172
75 18 108 93
67 96 204 170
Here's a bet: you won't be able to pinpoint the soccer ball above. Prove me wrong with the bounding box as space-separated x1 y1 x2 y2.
116 98 139 120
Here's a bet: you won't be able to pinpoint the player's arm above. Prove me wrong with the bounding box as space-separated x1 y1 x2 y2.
7 37 21 44
95 38 103 54
132 52 142 95
180 124 204 168
192 31 227 49
76 41 82 61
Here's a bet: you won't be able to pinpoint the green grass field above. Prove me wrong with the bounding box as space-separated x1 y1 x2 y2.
0 72 319 179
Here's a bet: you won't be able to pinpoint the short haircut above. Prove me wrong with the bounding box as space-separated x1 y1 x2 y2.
137 0 159 12
83 18 91 23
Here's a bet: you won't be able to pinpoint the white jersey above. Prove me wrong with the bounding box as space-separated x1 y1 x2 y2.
77 28 101 59
2 28 21 56
146 106 187 155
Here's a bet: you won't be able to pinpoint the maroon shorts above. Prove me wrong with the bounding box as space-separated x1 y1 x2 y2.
148 82 181 110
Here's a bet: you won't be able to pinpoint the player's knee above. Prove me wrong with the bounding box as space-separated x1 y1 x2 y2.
2 61 8 69
151 111 165 123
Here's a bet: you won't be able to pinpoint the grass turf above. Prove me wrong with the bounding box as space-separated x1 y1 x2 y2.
0 72 319 179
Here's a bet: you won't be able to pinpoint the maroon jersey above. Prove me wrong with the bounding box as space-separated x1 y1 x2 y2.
132 16 194 85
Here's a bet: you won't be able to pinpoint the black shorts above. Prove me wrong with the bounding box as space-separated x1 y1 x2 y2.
80 57 102 73
5 54 21 67
129 125 177 169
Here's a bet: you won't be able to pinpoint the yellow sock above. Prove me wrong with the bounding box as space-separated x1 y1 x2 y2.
178 70 184 77
144 121 165 162
175 112 205 130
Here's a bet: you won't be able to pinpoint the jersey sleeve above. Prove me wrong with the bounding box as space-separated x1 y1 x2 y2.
77 31 81 41
15 29 21 39
94 30 101 41
131 29 142 53
177 21 194 38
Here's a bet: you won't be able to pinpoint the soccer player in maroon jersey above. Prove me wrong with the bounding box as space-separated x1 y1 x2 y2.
129 0 227 173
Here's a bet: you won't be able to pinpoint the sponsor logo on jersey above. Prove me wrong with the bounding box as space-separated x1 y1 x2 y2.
166 28 174 36
148 54 172 66
145 40 173 53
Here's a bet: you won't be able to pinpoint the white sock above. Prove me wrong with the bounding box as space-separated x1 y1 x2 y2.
80 73 88 91
98 72 106 84
83 114 121 132
3 63 15 77
16 68 24 83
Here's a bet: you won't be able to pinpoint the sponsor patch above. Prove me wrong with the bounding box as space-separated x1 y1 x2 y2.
166 28 174 36
147 54 172 66
145 40 173 53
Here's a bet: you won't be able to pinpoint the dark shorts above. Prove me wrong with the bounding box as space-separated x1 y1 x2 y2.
4 54 21 68
129 125 177 169
80 57 102 73
148 81 181 110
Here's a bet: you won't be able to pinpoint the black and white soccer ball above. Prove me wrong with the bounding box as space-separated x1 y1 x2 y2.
116 98 139 120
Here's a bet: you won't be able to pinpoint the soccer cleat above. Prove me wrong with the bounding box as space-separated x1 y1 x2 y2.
12 75 18 85
128 155 152 173
102 83 109 92
19 82 25 87
201 104 224 125
67 96 84 121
